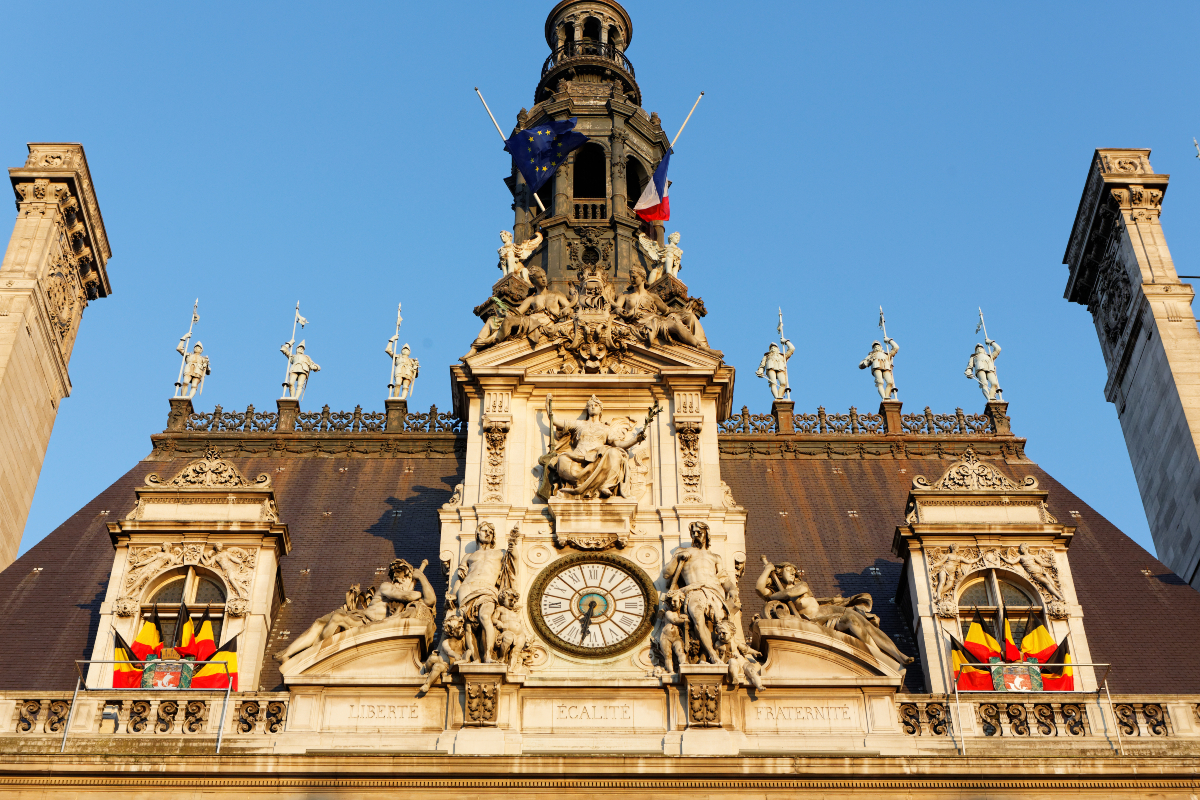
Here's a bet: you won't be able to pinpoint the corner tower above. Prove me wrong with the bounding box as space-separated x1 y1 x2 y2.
504 0 673 297
0 143 111 568
1064 149 1200 589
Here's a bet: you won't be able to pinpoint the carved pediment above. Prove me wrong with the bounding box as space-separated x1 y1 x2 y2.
145 447 271 489
912 447 1036 492
464 337 723 378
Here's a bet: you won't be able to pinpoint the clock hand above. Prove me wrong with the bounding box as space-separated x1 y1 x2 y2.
579 599 597 643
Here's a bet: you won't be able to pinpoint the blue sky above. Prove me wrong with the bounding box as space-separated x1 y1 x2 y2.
5 1 1200 559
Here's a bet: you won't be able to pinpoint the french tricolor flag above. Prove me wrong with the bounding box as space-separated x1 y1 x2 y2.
634 149 671 221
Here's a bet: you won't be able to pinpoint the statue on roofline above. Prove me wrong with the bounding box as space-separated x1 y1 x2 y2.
273 559 436 664
965 340 1002 401
498 229 543 283
635 230 683 285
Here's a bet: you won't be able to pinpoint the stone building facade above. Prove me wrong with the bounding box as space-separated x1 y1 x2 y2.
0 2 1198 797
0 144 111 570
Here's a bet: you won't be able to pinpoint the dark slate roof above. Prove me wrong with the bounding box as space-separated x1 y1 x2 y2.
2 440 1196 694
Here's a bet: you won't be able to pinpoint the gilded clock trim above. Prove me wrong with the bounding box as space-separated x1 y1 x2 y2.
528 552 659 658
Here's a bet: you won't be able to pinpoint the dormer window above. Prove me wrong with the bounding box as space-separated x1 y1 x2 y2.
144 567 226 647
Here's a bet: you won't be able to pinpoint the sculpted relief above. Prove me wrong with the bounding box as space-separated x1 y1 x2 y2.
538 394 658 501
926 543 1068 619
115 541 258 617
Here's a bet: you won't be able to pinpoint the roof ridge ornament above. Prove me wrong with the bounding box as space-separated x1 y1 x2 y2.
145 447 271 489
912 446 1036 491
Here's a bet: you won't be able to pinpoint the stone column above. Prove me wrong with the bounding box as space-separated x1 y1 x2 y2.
0 144 111 569
879 399 903 434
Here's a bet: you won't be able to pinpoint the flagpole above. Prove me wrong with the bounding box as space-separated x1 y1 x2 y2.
283 301 300 389
475 87 547 213
777 307 784 342
389 302 403 391
978 307 991 355
174 299 198 398
670 92 705 149
879 305 888 344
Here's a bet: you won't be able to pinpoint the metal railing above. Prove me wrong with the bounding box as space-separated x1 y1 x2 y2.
541 41 635 78
59 659 232 754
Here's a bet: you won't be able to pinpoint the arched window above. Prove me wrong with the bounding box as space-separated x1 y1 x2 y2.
608 26 621 50
573 143 606 199
144 567 226 648
625 157 648 211
582 16 601 43
958 569 1043 645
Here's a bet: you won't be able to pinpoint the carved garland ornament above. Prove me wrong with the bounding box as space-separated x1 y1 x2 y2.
145 447 271 489
677 422 703 504
912 447 1036 492
481 418 510 503
926 544 1068 619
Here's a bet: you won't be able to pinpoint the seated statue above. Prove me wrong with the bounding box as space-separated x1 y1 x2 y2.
274 559 436 663
612 264 709 350
755 558 913 665
538 394 649 500
466 266 574 356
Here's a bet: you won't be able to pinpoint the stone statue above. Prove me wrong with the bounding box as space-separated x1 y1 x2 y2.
418 613 472 693
200 543 254 601
466 266 575 356
661 522 735 664
965 340 1002 401
498 230 543 283
280 339 320 400
180 343 210 399
491 588 529 668
999 543 1064 602
653 591 688 674
755 558 913 665
613 264 709 350
756 338 795 401
538 394 653 500
635 230 682 285
929 542 971 599
122 542 183 599
386 339 419 400
716 620 765 691
858 338 899 400
274 559 437 663
446 523 520 663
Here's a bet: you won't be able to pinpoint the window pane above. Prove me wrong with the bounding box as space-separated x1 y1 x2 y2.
999 580 1035 607
150 579 184 605
959 580 991 607
194 578 226 605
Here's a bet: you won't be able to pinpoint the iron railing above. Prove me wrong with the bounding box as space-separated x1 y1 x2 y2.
542 41 635 78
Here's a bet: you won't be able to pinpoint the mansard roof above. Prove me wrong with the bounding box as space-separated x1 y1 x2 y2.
1 428 1196 694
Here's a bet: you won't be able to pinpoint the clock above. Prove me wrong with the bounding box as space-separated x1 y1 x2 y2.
528 552 658 658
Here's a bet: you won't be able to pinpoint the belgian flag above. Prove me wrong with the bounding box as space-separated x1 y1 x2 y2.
963 608 1001 664
949 635 992 690
130 605 164 661
1019 611 1057 663
1002 615 1022 662
174 602 196 658
191 613 217 662
1040 636 1074 691
191 635 238 691
112 630 143 688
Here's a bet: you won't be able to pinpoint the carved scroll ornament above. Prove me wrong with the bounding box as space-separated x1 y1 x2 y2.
145 447 271 489
912 447 1036 492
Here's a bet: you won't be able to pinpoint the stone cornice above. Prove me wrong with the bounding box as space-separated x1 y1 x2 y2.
147 432 466 461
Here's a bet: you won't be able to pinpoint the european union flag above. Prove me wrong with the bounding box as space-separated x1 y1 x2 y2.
504 117 589 194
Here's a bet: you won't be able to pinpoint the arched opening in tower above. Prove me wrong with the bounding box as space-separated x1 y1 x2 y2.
608 26 621 50
625 157 648 212
582 17 602 43
573 143 606 200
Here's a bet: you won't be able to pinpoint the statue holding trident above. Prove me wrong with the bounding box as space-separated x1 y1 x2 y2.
385 303 419 400
858 306 899 400
756 307 795 400
964 307 1003 401
280 302 320 400
538 394 660 500
173 299 209 399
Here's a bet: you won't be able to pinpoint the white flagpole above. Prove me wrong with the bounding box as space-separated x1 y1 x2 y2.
174 299 198 398
978 307 991 355
283 301 301 388
670 92 705 149
878 305 888 344
777 307 784 342
389 302 403 390
475 87 547 213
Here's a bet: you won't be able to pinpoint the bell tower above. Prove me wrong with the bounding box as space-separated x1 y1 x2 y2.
0 143 111 569
503 0 673 297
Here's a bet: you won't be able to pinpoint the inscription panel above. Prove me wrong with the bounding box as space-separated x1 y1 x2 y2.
320 693 445 732
522 695 666 733
743 694 865 734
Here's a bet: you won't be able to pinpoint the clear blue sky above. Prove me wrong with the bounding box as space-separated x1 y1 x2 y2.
5 1 1200 560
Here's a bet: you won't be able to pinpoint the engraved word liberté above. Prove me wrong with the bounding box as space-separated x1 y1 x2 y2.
347 703 420 721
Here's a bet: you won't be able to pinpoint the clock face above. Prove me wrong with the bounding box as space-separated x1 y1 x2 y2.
529 553 658 658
